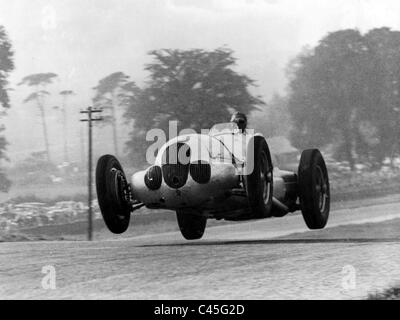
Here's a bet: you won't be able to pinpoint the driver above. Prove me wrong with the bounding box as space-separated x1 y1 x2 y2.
230 112 247 132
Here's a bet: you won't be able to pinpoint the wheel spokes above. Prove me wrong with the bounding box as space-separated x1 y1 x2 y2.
316 166 328 212
111 168 131 217
260 152 271 204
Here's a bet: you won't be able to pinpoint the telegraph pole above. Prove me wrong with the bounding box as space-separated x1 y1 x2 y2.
80 107 103 241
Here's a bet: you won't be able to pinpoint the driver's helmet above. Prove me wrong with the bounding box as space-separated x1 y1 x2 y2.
230 112 247 132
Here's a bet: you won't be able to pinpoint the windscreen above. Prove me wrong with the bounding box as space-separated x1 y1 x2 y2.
209 122 240 136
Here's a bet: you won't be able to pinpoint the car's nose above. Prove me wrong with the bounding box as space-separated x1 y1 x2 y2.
131 162 238 209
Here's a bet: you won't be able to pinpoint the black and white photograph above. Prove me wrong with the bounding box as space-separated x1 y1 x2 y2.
0 0 400 302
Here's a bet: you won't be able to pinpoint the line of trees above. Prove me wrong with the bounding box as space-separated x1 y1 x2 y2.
56 90 75 163
286 27 400 170
18 73 58 162
0 26 14 192
92 72 139 157
88 35 400 171
124 48 264 164
18 73 77 165
92 48 264 165
2 22 400 195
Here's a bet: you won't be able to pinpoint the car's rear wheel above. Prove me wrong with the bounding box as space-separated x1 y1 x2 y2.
176 210 207 240
298 149 330 229
244 137 273 218
96 154 131 234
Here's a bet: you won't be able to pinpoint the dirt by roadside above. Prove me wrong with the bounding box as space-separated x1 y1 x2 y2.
367 287 400 300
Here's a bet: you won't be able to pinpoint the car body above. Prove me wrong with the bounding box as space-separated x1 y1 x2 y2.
96 122 330 239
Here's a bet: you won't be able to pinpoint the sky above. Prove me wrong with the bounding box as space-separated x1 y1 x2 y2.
1 0 400 163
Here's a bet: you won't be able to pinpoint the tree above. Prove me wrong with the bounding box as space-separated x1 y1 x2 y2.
54 90 75 162
93 72 138 156
125 47 264 164
18 72 58 162
362 28 400 168
287 30 368 170
287 28 400 170
249 93 292 138
0 26 14 192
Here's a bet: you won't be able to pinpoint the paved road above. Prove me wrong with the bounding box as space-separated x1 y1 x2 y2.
1 199 400 299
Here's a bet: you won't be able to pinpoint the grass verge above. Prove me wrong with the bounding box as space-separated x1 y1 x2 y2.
367 287 400 300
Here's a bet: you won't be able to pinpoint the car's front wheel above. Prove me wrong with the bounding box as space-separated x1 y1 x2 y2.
244 137 273 218
176 210 207 240
96 154 132 234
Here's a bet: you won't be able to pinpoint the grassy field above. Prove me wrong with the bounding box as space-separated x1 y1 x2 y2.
0 182 87 203
367 287 400 300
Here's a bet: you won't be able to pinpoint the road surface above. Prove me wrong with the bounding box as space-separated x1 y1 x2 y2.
1 198 400 299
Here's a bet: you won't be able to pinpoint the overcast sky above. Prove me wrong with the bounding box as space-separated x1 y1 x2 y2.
1 0 400 162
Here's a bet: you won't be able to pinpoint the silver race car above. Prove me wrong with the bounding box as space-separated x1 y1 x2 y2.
96 121 330 240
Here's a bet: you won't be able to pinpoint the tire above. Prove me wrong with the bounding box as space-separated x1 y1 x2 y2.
298 149 330 229
96 154 131 234
244 136 273 218
176 210 207 240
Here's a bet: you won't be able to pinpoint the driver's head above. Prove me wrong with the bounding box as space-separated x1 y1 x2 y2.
230 112 247 131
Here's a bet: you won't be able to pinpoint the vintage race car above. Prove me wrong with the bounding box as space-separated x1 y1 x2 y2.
96 122 330 240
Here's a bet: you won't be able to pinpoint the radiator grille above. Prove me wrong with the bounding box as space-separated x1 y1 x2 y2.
190 161 211 184
161 143 190 189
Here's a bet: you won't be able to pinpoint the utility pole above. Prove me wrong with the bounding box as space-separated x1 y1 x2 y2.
80 107 103 241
